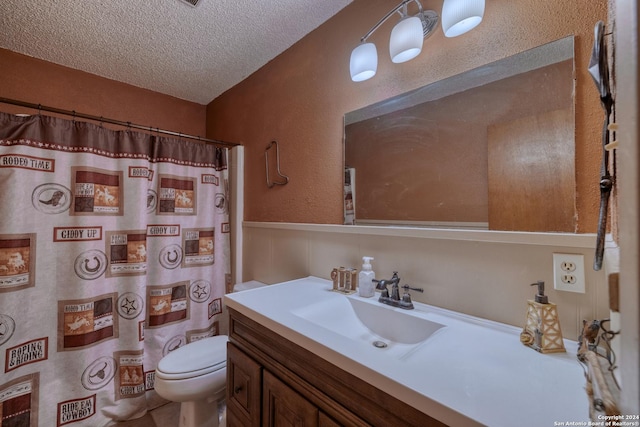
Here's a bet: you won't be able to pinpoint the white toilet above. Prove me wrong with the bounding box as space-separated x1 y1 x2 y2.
154 280 266 427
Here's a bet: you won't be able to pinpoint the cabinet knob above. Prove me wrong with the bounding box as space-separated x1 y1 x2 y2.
234 385 243 394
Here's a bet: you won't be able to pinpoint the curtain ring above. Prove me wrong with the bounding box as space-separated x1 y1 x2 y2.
37 104 42 116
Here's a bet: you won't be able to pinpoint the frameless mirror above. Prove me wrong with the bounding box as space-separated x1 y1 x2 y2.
344 37 576 232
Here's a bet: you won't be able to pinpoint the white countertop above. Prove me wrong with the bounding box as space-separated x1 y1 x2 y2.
225 276 590 427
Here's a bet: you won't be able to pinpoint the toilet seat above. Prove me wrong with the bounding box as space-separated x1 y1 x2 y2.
156 335 228 381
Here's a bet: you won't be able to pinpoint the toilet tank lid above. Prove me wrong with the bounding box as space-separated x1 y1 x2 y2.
158 335 228 375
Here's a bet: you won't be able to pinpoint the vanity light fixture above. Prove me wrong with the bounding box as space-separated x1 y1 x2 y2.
350 0 485 82
441 0 485 37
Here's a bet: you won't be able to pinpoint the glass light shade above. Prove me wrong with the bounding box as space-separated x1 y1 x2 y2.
389 16 423 64
442 0 485 37
350 42 378 82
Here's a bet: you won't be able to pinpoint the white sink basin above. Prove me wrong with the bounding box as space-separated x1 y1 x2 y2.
292 294 445 355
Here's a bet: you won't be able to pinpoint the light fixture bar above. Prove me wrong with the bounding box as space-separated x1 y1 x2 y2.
350 0 439 82
350 0 484 82
358 0 420 43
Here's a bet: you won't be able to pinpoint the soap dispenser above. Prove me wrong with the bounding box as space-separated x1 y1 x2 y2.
358 256 375 298
520 280 565 354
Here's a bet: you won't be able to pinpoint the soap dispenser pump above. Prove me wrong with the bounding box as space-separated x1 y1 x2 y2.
520 280 565 353
358 256 375 298
532 280 549 304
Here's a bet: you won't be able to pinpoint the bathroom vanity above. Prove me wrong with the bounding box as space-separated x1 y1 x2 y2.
226 308 443 426
224 277 589 427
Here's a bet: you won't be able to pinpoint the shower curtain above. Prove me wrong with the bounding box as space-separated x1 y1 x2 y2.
0 111 230 426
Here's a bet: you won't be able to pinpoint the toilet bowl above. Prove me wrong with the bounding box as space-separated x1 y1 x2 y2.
155 335 229 427
154 280 266 427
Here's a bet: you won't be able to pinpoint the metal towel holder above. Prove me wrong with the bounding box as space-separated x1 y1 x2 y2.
265 140 289 188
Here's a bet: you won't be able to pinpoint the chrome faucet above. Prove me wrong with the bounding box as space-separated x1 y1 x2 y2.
374 272 423 310
374 271 400 299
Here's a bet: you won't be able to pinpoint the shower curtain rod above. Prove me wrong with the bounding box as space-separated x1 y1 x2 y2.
0 97 240 148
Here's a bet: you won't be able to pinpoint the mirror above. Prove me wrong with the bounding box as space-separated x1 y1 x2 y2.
344 37 575 232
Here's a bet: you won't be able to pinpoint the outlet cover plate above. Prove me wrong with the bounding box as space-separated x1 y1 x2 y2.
553 253 585 293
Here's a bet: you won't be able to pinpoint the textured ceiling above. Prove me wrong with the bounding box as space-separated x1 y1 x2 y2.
0 0 352 104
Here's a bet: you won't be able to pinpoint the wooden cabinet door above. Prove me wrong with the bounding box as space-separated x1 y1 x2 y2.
318 412 342 427
228 343 262 426
263 370 318 427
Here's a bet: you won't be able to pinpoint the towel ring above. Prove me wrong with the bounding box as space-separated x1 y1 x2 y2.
265 140 289 188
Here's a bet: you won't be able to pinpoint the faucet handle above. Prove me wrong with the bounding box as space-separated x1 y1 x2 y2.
373 278 385 288
373 279 389 298
400 285 423 309
401 293 413 305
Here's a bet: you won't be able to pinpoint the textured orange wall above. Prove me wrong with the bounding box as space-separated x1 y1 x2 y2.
207 0 606 232
0 49 206 137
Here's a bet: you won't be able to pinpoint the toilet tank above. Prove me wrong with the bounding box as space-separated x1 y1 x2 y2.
232 280 267 292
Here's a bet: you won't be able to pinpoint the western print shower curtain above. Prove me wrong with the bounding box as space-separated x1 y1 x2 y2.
0 111 231 426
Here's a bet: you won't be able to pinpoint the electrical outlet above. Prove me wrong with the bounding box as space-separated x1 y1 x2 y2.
553 253 585 293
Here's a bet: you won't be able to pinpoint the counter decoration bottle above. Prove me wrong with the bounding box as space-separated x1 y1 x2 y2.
358 256 375 298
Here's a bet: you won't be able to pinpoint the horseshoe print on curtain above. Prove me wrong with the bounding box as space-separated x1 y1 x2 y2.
0 112 230 426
